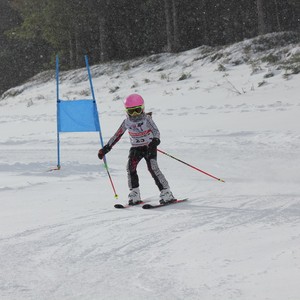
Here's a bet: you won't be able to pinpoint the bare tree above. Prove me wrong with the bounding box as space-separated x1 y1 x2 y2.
257 0 267 34
97 0 110 62
163 0 179 52
288 0 300 31
273 0 282 31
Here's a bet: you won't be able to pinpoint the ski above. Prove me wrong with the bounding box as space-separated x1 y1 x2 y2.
142 198 188 209
114 201 145 209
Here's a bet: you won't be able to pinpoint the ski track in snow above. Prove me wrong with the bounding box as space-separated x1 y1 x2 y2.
1 191 299 300
1 40 300 299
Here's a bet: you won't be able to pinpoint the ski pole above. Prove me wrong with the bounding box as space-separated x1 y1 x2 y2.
157 149 225 183
102 156 119 199
85 55 118 199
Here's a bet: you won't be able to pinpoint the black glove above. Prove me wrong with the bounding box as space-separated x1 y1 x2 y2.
147 138 160 158
98 144 111 160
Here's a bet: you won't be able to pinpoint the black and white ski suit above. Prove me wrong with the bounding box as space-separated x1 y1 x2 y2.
106 113 170 191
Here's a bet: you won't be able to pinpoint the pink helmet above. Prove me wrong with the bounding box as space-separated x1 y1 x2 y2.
124 94 144 108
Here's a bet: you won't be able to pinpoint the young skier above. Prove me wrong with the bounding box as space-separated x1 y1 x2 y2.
98 93 175 205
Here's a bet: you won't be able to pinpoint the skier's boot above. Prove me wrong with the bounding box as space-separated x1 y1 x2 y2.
128 187 142 205
159 188 175 204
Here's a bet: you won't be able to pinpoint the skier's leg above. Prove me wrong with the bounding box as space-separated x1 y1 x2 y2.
127 147 143 190
127 147 144 204
146 156 175 203
146 157 170 191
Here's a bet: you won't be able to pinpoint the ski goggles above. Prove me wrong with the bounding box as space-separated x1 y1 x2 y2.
126 105 144 116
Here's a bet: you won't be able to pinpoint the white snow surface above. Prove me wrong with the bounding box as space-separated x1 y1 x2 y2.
1 36 300 299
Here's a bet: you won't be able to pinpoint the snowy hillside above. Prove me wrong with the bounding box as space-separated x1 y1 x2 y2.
0 32 300 300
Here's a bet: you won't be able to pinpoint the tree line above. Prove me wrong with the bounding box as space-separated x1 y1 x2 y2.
0 0 299 95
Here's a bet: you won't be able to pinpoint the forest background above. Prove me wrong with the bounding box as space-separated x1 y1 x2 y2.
0 0 299 95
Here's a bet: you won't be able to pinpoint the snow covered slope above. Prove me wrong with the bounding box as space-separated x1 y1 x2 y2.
0 33 300 300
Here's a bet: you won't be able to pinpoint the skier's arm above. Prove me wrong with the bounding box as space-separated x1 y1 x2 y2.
146 115 161 158
107 120 127 148
98 121 127 160
146 115 160 140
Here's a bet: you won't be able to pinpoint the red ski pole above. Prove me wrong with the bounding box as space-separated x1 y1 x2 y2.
157 149 225 183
